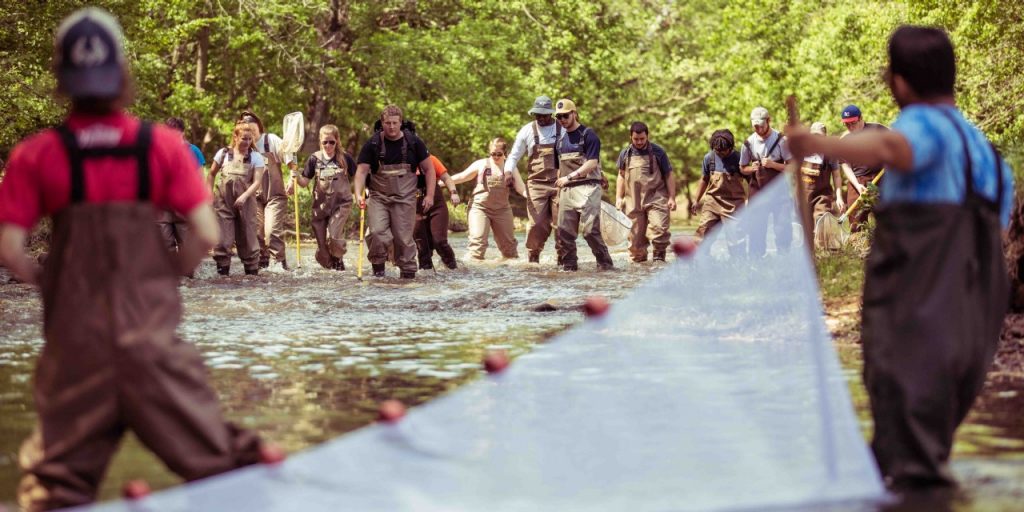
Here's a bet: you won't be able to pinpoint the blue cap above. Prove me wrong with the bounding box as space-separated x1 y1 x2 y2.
841 105 862 122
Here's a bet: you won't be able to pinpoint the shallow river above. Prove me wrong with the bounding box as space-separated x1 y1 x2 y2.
1 232 1022 510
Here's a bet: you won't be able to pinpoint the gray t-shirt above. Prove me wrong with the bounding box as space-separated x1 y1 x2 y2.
738 129 791 166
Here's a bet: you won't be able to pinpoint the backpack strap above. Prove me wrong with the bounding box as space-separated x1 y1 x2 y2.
134 122 153 201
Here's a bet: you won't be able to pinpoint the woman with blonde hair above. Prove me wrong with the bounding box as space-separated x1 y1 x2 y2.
207 122 265 275
450 137 525 260
295 125 356 270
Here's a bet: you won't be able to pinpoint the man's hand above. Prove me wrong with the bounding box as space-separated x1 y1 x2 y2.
667 197 677 211
855 182 867 195
422 195 434 210
450 190 461 205
285 179 295 196
359 198 367 209
690 202 701 216
555 177 570 188
836 196 846 213
615 197 625 211
234 195 248 209
600 174 609 190
504 171 515 188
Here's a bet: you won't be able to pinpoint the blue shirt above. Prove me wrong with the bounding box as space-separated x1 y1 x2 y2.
188 143 205 168
888 104 1014 227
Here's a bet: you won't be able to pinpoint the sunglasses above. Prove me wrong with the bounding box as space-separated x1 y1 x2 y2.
555 113 571 120
321 140 337 145
490 152 505 157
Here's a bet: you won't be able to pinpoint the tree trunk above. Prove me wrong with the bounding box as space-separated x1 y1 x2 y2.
1006 187 1024 312
195 25 209 91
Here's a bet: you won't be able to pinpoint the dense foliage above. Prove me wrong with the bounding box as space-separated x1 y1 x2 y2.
2 0 1021 183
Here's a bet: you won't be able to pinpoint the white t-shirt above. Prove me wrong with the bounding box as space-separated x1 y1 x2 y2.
213 148 266 168
255 133 296 166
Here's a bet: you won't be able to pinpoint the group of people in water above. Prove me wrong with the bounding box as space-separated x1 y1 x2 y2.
189 95 890 278
191 97 668 278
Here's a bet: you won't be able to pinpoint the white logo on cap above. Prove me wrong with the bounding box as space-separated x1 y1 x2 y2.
71 36 108 67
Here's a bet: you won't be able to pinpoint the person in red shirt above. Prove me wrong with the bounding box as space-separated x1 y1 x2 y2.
0 8 270 510
415 153 462 270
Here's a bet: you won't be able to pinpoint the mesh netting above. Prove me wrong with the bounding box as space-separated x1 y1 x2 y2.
89 176 884 512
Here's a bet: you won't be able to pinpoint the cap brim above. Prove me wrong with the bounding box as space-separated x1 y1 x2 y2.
841 116 861 123
751 119 768 126
529 108 555 115
59 66 123 98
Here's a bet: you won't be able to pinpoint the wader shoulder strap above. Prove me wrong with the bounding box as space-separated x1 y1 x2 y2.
55 122 153 203
763 132 782 161
134 122 153 201
743 140 754 161
532 121 540 147
55 125 85 203
263 135 270 154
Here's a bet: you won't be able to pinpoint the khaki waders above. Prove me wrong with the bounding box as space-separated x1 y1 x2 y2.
255 139 288 267
213 150 260 273
801 159 836 221
556 130 613 270
19 124 262 511
695 171 747 256
525 121 563 262
367 136 418 275
862 117 1008 488
309 151 353 270
622 147 671 261
467 164 518 260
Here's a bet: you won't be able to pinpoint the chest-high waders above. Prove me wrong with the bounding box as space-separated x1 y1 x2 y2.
555 128 613 270
212 148 261 275
414 174 457 270
745 135 791 257
695 160 748 257
255 137 288 267
466 163 519 260
801 158 836 222
525 121 563 263
18 124 262 511
622 147 671 261
310 152 353 270
366 133 419 276
862 113 1009 489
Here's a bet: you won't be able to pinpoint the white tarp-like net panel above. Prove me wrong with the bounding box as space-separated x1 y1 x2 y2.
85 176 884 512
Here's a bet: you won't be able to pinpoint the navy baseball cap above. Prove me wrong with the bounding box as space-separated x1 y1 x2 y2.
841 105 862 123
54 8 126 99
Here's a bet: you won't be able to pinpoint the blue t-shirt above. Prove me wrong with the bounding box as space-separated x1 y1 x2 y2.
558 124 601 163
888 104 1014 226
702 150 742 178
189 143 205 168
616 142 673 177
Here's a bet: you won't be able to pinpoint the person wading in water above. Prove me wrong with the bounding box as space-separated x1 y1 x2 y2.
295 124 356 271
208 122 266 276
0 8 271 510
553 98 614 271
693 129 747 256
505 96 564 265
354 105 437 278
614 121 676 263
450 137 525 261
788 25 1014 492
